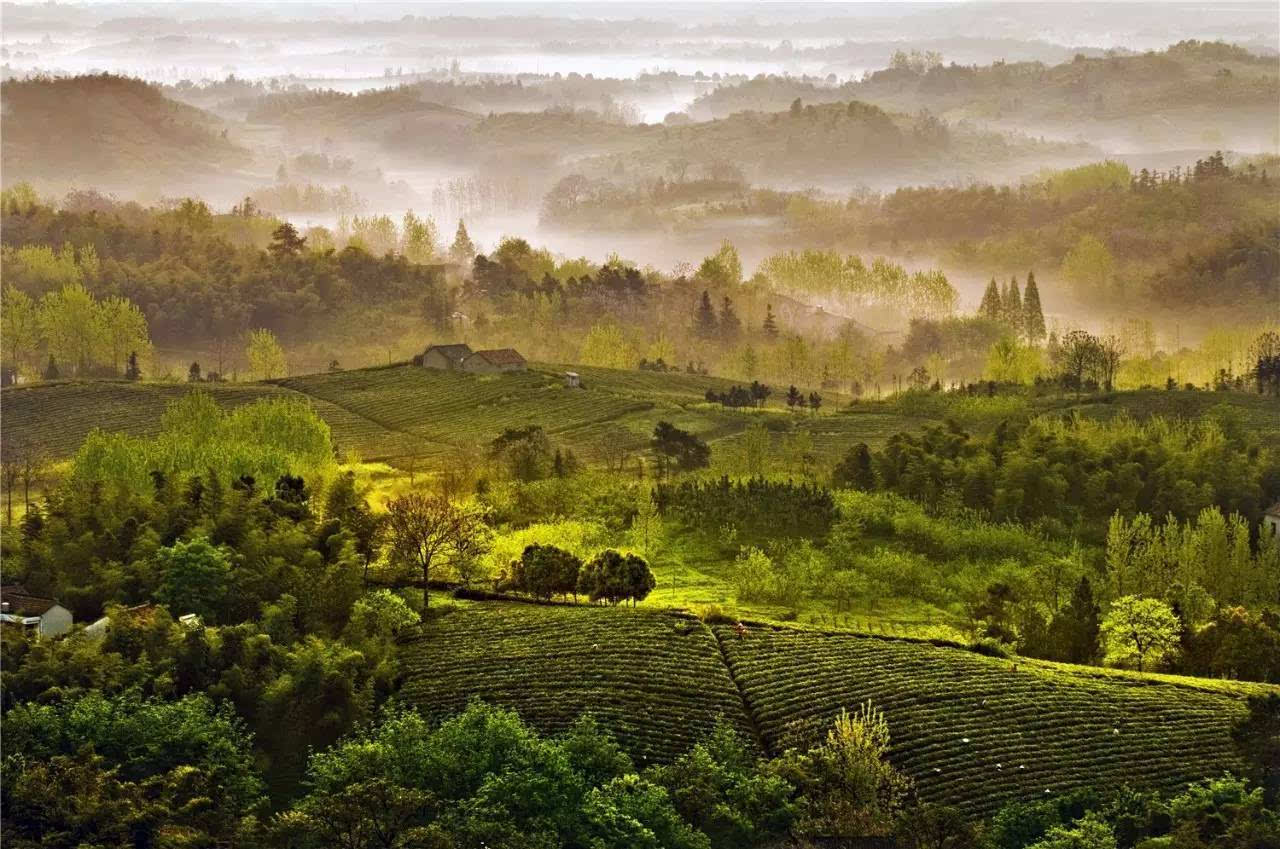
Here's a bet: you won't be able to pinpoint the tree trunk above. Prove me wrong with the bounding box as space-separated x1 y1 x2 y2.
422 559 431 610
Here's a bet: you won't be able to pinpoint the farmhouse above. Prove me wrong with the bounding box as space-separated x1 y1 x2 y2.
420 343 473 370
0 584 73 638
1265 502 1280 538
463 348 527 373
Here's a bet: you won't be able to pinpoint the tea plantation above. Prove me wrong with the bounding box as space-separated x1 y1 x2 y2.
714 624 1263 816
400 602 1271 817
399 602 758 764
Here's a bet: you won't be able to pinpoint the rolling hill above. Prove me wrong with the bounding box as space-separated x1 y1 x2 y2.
0 74 251 191
401 600 1270 816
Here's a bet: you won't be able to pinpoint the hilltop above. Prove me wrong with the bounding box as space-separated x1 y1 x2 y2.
0 74 251 192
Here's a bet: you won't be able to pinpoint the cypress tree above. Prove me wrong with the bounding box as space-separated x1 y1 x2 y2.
719 295 742 339
1023 270 1046 343
1005 276 1023 335
979 278 1001 320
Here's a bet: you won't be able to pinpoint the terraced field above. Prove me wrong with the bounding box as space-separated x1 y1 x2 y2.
400 603 758 764
715 625 1261 816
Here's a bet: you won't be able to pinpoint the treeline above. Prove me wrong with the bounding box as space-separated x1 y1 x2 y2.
655 477 838 538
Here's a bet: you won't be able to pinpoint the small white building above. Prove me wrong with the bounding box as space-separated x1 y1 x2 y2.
564 371 581 388
1264 502 1280 539
0 585 73 638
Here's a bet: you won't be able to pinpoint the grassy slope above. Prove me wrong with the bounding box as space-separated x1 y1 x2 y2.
400 601 1270 815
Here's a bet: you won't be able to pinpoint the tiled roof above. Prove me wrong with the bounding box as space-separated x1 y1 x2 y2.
471 348 526 366
424 343 473 361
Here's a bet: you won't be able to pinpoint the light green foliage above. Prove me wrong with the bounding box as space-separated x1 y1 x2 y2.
760 250 957 319
485 519 608 581
1025 814 1118 849
39 283 103 375
246 327 287 379
2 242 98 293
984 335 1044 383
1037 161 1132 201
400 209 439 263
70 390 335 492
1061 234 1116 300
345 589 421 644
2 285 41 377
1102 595 1182 672
580 322 637 369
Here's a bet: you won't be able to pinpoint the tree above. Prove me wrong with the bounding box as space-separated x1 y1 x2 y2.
1048 577 1101 664
154 537 232 622
807 391 822 413
449 220 476 265
895 804 980 849
833 443 876 490
978 278 1002 321
40 283 101 376
579 549 655 606
268 222 307 258
1231 693 1280 807
1023 271 1046 343
651 421 710 475
1056 329 1101 396
1003 277 1023 332
1096 334 1125 391
2 285 40 379
246 328 287 379
763 304 779 338
786 385 802 408
719 296 742 340
124 350 142 381
188 361 202 382
1102 595 1181 673
400 210 438 264
798 701 913 837
695 290 718 338
385 492 484 609
1062 234 1115 300
517 543 583 601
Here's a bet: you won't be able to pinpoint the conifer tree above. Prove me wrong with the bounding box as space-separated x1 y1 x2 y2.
694 290 718 338
719 296 742 339
449 220 476 265
979 278 1002 320
1005 276 1023 335
1023 270 1046 343
763 303 779 338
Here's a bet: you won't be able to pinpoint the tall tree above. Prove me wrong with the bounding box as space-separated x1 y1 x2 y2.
1022 270 1046 343
978 278 1001 321
719 296 742 340
97 295 151 376
2 286 40 379
1102 595 1180 673
1003 276 1023 333
449 220 476 265
763 304 779 338
386 493 485 610
268 222 307 258
246 328 287 380
694 290 718 338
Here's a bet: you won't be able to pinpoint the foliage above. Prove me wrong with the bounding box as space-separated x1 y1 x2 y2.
1101 595 1182 672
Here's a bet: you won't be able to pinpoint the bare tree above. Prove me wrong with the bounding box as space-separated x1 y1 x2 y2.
1057 330 1102 398
385 492 485 610
1 442 20 526
1097 335 1126 392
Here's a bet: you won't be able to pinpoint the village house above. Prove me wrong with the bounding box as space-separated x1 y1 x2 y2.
1264 502 1280 538
462 348 527 373
420 343 473 370
0 584 73 638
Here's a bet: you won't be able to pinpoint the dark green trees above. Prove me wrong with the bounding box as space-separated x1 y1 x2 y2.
833 442 876 490
1023 270 1046 342
578 549 656 606
652 421 711 475
516 543 584 601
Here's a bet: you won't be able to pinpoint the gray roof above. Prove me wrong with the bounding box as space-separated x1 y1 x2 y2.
423 343 473 362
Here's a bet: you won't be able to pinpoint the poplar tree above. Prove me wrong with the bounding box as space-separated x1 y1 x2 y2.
979 278 1002 321
1005 276 1023 335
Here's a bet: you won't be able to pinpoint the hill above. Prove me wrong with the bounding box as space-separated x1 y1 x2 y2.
401 600 1269 816
0 74 251 192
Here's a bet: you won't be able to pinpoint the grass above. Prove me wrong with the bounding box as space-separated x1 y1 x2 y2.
399 601 758 765
714 623 1262 816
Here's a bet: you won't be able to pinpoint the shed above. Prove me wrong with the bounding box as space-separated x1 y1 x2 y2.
0 584 73 638
564 371 581 388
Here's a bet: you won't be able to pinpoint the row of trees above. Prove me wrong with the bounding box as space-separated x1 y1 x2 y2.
976 271 1046 343
2 283 150 381
509 543 657 606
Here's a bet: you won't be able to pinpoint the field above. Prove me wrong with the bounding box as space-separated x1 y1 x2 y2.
401 601 1271 815
715 624 1263 816
399 602 758 764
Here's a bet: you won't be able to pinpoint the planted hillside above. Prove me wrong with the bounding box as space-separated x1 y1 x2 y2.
716 625 1261 815
400 603 757 764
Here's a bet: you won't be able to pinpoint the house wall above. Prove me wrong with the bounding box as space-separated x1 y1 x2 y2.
423 350 459 370
39 605 73 638
463 357 503 374
1265 514 1280 538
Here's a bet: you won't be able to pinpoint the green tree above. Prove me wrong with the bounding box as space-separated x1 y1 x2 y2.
1003 276 1023 332
2 285 41 379
763 304 779 338
1062 235 1115 300
154 537 232 622
246 328 287 379
719 296 742 340
695 290 718 338
833 442 876 490
449 219 476 265
401 210 438 264
1023 271 1046 343
268 221 307 258
40 283 102 376
979 278 1002 321
1025 814 1116 849
1102 595 1181 672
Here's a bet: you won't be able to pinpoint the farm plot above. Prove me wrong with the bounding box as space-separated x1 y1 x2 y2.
715 626 1259 816
400 603 757 764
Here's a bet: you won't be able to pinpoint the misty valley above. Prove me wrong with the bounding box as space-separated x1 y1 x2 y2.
1 3 1278 848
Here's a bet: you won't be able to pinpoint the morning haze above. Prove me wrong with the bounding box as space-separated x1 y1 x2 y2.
2 2 1278 846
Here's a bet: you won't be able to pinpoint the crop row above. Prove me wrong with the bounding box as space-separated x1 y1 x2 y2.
714 627 1251 816
400 603 757 763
